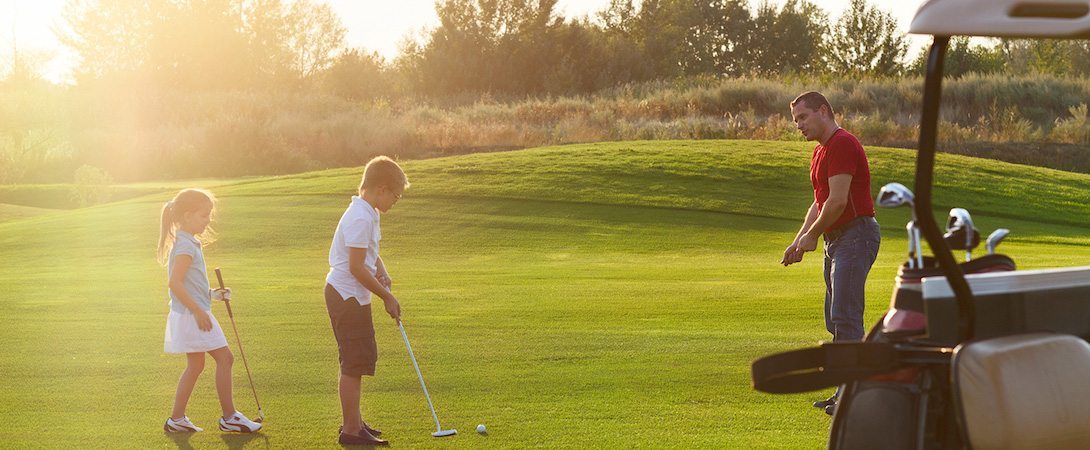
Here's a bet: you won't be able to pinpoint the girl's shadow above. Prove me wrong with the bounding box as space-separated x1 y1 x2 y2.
222 432 269 450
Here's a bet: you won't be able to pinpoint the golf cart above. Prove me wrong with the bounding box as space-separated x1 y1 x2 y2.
752 1 1090 448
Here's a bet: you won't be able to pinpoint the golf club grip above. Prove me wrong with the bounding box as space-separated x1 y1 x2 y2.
214 268 234 318
215 268 226 290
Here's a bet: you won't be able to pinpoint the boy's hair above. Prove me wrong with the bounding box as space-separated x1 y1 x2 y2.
157 188 217 266
791 91 835 117
359 156 410 193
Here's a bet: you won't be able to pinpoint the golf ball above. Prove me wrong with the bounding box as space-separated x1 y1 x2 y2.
476 424 486 434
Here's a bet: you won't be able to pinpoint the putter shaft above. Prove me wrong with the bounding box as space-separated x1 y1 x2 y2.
399 321 446 433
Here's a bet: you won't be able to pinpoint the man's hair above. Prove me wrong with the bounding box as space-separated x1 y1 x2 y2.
791 91 834 117
359 156 410 192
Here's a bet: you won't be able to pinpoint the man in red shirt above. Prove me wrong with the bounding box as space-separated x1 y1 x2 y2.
781 91 881 414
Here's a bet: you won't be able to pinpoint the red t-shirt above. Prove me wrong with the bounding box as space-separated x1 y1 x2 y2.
810 128 875 230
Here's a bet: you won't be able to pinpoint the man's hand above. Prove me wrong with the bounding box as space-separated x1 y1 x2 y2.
781 242 802 266
782 234 819 266
797 233 819 254
383 297 401 322
212 287 231 301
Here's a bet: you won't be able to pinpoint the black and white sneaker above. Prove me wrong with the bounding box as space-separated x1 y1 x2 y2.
219 411 262 433
164 416 203 432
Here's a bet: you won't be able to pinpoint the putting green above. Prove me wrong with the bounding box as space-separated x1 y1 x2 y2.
1 140 1087 448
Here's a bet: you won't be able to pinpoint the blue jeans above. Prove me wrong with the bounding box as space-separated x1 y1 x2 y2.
823 217 881 342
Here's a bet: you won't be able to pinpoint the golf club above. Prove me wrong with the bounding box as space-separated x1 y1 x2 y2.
877 183 923 268
214 268 265 423
907 220 924 270
987 228 1010 255
398 320 456 438
946 208 976 261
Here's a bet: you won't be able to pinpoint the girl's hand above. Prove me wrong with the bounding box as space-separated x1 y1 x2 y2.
212 287 232 301
194 310 213 332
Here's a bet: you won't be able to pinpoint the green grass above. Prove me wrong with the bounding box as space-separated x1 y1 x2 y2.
1 140 1088 448
0 203 58 223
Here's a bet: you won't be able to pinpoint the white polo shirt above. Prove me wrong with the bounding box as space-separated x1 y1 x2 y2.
326 196 381 306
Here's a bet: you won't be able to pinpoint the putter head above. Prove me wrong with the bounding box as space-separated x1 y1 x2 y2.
432 429 457 437
877 182 915 208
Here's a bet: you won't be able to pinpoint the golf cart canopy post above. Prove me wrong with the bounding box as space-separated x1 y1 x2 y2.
909 0 1090 342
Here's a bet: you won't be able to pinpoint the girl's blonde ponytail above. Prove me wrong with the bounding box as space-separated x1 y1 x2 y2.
157 201 176 266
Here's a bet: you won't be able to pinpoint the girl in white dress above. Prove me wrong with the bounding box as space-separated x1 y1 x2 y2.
158 188 262 433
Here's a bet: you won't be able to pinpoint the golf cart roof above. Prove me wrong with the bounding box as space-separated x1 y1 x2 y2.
910 0 1090 38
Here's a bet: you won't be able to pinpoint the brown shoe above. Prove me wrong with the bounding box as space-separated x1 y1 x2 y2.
364 423 382 437
338 424 382 437
339 429 388 446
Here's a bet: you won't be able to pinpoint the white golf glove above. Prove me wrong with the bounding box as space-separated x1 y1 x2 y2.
211 287 232 301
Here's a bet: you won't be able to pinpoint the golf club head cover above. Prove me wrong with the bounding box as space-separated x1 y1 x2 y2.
942 226 980 250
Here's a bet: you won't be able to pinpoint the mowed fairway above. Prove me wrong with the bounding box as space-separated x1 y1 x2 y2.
2 140 1089 449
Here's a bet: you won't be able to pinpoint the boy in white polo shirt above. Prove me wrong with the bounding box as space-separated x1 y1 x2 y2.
325 156 408 446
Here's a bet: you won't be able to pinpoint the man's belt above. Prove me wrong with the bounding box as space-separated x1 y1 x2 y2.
824 216 872 241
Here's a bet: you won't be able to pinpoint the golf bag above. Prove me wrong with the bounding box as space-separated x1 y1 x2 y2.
752 254 1025 449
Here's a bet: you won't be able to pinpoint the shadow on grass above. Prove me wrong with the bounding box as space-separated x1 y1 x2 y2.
164 432 194 450
221 432 269 449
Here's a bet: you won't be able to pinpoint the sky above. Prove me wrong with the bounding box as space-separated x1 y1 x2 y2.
0 0 929 84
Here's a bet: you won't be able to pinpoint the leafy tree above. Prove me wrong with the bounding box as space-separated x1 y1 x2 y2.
145 0 254 90
285 0 346 79
412 0 562 95
826 0 906 76
908 37 1003 77
59 0 346 89
750 0 828 75
678 0 753 76
70 165 114 207
321 49 389 101
57 0 159 83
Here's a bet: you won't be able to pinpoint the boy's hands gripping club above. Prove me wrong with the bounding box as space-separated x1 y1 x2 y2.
376 270 400 321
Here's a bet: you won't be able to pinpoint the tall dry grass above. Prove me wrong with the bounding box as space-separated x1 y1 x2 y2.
4 73 1090 182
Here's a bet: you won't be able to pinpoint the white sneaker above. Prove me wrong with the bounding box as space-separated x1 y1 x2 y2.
219 411 262 433
164 416 203 432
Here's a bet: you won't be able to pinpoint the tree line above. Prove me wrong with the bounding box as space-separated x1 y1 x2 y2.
3 0 1090 187
10 0 1086 98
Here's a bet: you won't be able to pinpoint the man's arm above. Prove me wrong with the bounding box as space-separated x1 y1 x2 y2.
782 202 819 266
796 174 853 254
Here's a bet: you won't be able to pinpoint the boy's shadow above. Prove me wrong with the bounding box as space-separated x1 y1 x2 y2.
222 432 269 450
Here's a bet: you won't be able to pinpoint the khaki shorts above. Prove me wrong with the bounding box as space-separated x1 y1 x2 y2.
325 284 378 376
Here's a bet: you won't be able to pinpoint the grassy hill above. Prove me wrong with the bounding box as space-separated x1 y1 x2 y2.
1 140 1088 448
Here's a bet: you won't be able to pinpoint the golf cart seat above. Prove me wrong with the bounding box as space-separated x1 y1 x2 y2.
953 333 1090 449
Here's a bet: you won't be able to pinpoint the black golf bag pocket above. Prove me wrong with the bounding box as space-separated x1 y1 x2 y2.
829 377 921 450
